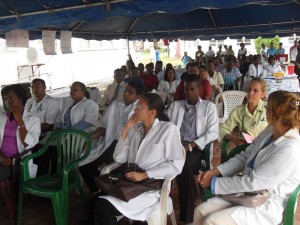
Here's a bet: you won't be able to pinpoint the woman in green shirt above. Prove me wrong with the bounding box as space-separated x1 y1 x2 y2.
220 78 268 146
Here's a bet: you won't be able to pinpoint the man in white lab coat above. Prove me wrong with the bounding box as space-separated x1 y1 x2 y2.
79 81 145 193
167 75 219 225
24 78 60 176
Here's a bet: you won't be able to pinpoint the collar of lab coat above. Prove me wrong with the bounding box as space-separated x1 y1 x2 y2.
273 128 300 146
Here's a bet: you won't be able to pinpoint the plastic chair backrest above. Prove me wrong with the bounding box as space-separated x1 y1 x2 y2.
51 129 91 174
215 91 247 122
226 143 250 160
283 184 300 225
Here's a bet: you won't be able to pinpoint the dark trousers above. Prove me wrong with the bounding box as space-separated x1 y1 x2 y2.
177 147 204 223
79 140 117 193
0 163 11 181
94 198 122 225
33 144 57 176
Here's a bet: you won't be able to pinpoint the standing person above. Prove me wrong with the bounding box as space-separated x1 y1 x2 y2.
182 52 192 66
267 42 277 57
0 84 40 178
195 46 205 65
167 75 219 225
140 63 159 92
79 81 144 192
174 63 212 101
99 69 127 107
194 90 300 225
294 40 300 77
290 40 298 62
237 43 247 62
275 42 285 55
260 43 268 59
220 78 268 146
93 93 185 225
227 45 235 57
216 45 223 58
205 46 215 62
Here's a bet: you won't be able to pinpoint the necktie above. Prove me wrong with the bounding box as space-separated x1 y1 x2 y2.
110 84 120 104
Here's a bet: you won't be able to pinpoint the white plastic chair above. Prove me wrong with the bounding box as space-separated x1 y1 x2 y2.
215 90 247 123
100 162 177 225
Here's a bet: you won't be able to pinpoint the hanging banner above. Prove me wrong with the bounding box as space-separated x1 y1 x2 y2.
42 30 56 55
60 31 72 54
5 30 29 48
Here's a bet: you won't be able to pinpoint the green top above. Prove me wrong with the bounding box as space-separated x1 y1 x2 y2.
219 100 268 141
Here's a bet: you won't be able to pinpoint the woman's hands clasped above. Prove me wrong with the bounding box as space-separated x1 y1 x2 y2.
197 168 221 188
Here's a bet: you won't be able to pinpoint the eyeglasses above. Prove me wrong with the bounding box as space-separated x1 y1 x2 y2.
135 105 148 111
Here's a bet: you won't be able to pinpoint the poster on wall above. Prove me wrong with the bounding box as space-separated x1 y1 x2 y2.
60 31 72 54
5 30 29 48
42 30 56 55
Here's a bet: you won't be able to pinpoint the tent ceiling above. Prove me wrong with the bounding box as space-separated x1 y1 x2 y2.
0 0 299 40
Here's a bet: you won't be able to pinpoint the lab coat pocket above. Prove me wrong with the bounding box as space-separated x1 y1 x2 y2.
196 116 207 134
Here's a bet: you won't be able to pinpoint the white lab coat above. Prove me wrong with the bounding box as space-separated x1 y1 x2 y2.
157 80 181 94
167 98 219 149
56 97 99 133
247 64 264 78
100 119 185 221
24 95 59 135
80 99 137 166
212 126 300 225
0 111 41 177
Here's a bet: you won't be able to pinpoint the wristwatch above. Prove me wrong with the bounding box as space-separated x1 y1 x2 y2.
188 143 193 152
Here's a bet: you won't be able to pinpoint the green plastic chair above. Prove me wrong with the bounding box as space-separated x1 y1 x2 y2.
283 184 300 225
17 129 92 225
221 140 250 163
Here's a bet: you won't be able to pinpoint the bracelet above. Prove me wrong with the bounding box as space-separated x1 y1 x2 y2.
18 125 25 129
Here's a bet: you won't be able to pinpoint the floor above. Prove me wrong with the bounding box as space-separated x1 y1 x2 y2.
1 141 299 225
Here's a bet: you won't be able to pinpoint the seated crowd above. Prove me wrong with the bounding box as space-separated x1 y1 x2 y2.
0 46 299 225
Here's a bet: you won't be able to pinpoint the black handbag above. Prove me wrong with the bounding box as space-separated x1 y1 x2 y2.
95 163 163 202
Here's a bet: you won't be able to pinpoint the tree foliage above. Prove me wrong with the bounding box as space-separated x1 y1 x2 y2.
254 35 281 54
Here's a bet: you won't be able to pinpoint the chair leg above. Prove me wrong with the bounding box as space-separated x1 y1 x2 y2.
17 188 23 225
1 179 17 225
52 192 68 225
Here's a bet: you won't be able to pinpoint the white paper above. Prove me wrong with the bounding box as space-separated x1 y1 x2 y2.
42 30 56 55
5 30 29 48
60 31 73 54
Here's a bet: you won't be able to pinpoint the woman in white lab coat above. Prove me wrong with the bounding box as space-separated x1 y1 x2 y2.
54 81 98 132
157 67 181 103
264 55 283 77
0 84 40 180
94 93 185 225
194 90 300 225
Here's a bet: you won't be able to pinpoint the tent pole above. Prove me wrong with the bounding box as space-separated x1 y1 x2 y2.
127 38 131 59
0 0 131 20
